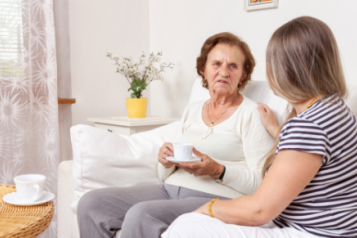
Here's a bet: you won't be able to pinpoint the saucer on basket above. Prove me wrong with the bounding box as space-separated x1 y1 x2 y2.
166 156 201 163
3 191 55 206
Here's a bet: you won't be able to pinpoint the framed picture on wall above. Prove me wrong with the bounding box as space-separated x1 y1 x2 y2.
244 0 279 11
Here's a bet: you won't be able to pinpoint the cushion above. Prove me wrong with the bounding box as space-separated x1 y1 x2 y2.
188 78 210 104
242 81 288 126
70 122 180 213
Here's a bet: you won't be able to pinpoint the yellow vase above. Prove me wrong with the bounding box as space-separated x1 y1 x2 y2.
126 98 148 118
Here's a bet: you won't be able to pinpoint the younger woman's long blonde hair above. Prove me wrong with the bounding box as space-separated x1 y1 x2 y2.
262 16 347 176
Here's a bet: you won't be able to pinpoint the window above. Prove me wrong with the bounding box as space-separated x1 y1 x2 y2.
0 0 24 79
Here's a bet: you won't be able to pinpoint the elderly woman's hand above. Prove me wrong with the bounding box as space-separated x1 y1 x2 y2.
158 142 176 169
257 103 279 138
179 148 224 178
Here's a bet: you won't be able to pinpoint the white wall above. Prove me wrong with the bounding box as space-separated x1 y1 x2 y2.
69 0 150 126
149 0 357 117
66 0 357 122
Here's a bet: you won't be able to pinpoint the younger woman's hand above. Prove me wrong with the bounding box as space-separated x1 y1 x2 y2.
257 103 280 138
158 142 176 169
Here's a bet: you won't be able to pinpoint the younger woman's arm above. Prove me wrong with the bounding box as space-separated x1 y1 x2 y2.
194 150 323 226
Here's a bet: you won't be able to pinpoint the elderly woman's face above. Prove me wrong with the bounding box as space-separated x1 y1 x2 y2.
203 43 246 96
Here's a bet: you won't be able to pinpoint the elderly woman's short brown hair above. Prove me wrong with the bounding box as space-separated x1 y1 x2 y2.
196 32 256 91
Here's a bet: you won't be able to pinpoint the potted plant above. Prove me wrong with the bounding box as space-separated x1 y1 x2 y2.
107 52 174 118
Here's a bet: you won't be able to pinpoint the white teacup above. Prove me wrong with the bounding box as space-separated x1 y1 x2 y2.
14 174 46 202
173 143 194 161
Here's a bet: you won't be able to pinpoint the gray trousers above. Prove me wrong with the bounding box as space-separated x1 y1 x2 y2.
77 184 229 238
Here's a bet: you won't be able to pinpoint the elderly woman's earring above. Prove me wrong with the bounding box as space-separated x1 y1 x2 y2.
237 75 246 92
203 80 208 87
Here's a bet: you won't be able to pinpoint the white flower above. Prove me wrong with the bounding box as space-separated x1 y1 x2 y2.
0 133 8 159
146 75 153 83
107 51 173 86
0 93 25 129
34 55 56 94
31 91 50 126
13 148 25 167
0 162 21 185
4 76 29 95
37 128 59 168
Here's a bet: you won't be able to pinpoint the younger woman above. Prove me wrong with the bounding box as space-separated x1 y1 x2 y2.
163 16 357 238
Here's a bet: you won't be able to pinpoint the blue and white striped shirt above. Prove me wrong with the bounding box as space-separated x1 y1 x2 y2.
274 94 357 238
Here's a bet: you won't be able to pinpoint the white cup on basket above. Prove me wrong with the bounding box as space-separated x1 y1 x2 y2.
173 143 194 161
14 174 46 202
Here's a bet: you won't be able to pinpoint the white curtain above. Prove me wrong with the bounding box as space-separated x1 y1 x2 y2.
0 0 59 237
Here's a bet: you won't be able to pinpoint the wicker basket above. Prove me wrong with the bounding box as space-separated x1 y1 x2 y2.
0 184 54 238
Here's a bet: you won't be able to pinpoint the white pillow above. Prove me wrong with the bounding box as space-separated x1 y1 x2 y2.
70 122 180 213
242 81 288 126
188 77 210 105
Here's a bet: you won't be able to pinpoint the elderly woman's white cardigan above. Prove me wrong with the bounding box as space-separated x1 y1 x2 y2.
158 95 274 198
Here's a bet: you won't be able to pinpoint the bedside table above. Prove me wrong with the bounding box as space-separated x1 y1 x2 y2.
87 116 180 136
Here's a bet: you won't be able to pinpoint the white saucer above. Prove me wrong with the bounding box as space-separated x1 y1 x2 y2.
166 156 201 163
3 191 55 206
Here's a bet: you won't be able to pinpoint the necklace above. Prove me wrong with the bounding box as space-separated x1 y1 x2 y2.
304 96 319 112
207 102 230 127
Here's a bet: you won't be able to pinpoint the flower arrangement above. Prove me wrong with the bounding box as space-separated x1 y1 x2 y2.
106 52 174 98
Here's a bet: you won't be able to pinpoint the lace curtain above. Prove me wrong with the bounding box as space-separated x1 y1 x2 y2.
0 0 59 237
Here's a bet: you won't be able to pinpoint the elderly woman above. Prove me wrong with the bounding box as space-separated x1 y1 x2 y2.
163 17 357 238
77 32 273 238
